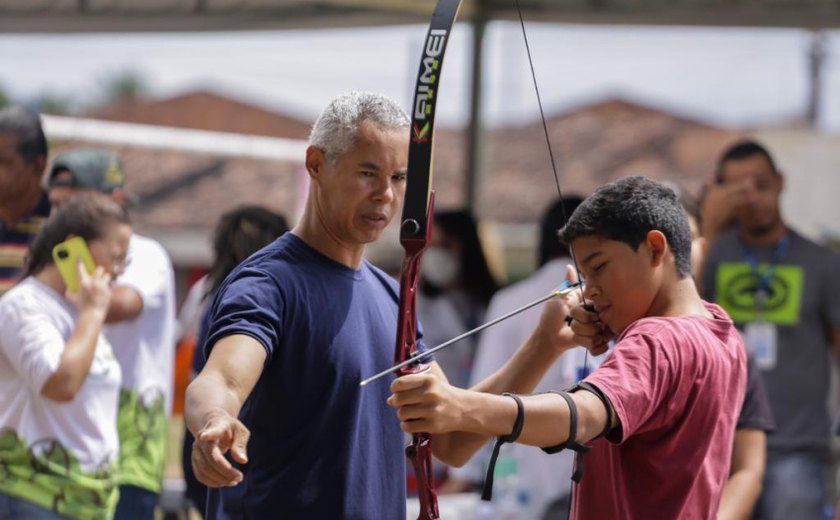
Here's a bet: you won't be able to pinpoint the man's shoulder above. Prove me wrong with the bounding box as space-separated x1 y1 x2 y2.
362 260 399 291
0 191 50 239
247 234 315 273
222 237 308 292
789 229 837 258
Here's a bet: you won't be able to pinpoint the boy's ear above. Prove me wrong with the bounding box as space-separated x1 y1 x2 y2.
646 230 668 267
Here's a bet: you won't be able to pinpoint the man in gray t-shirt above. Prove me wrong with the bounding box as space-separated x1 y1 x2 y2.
701 139 840 520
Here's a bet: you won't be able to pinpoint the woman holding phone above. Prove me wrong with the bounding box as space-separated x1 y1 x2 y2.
0 192 131 520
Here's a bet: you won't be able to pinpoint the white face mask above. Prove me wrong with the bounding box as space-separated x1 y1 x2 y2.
422 246 460 288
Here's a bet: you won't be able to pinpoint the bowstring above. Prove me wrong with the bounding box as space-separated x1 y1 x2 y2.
514 0 590 514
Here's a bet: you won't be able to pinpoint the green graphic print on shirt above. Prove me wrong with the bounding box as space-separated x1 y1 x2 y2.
0 429 118 520
715 262 804 325
117 388 167 492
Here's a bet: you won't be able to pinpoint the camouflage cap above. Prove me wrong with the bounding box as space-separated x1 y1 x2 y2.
49 149 125 193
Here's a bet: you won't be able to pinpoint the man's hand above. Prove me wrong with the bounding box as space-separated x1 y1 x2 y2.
192 412 250 488
700 178 748 239
388 373 469 434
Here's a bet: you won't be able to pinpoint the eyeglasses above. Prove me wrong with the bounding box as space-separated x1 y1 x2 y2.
112 255 131 273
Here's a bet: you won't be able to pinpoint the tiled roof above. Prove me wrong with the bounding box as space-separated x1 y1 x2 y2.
87 90 312 140
47 142 301 235
449 98 739 221
51 92 740 237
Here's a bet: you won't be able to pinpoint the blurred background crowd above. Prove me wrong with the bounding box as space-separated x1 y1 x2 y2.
1 2 840 519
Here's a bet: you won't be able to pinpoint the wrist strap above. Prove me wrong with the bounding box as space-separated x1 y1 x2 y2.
540 390 591 482
481 392 525 501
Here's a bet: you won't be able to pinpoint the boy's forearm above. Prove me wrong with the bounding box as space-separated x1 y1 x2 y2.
434 392 572 467
431 392 518 467
434 387 610 466
433 328 576 465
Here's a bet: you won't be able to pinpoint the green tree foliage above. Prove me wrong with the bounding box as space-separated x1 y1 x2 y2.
98 70 148 105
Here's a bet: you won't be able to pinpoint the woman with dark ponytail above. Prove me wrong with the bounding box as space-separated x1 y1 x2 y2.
0 192 132 520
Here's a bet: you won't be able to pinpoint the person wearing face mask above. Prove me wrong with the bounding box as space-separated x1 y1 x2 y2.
417 209 500 390
412 210 500 498
441 196 593 517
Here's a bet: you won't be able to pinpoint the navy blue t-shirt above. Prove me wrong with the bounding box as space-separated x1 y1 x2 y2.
199 233 424 520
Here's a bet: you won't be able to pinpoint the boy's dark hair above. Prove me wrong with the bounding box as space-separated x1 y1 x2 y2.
715 139 778 183
539 195 584 267
559 176 693 279
0 105 48 164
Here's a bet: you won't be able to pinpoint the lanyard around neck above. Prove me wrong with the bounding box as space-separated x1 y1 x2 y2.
741 233 789 305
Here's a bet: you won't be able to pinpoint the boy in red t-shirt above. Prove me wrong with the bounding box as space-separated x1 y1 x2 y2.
388 176 747 519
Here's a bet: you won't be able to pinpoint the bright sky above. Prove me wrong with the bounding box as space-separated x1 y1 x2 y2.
1 22 839 131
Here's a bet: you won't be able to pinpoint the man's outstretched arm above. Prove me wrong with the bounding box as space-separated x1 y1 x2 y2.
185 334 266 487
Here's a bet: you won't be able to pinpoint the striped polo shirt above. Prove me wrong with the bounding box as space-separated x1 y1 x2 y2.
0 191 51 296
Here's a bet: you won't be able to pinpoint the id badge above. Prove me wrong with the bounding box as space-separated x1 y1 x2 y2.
744 321 777 370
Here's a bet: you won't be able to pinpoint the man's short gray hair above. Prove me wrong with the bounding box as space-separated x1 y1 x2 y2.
309 92 409 162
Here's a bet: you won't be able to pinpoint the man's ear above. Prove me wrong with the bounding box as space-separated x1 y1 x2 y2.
305 145 326 181
646 230 668 267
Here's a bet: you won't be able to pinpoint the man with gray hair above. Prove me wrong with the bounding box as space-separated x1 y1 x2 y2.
185 92 438 518
0 105 50 295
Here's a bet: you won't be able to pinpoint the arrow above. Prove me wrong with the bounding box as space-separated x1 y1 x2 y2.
360 279 582 387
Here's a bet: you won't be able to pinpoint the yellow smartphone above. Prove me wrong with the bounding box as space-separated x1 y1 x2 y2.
52 237 96 293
